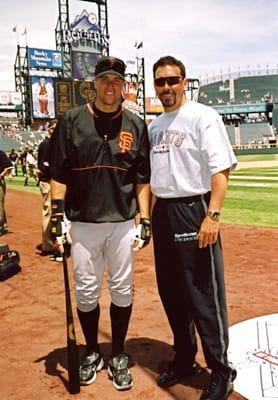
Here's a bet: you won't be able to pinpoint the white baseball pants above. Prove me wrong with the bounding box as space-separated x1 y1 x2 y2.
70 219 135 312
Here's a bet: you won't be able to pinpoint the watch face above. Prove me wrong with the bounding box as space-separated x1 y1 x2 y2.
208 211 221 221
213 212 220 218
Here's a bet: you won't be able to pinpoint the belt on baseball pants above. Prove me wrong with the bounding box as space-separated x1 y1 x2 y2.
157 192 210 204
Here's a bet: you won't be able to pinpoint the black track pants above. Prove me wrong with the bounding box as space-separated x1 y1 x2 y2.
152 195 230 374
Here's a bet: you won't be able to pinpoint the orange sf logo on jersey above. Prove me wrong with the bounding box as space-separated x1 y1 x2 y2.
119 131 134 153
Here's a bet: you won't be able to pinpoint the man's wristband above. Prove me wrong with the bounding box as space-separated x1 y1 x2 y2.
51 199 65 215
140 217 150 224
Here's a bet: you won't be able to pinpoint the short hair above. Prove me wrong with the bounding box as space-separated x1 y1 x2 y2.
153 56 186 78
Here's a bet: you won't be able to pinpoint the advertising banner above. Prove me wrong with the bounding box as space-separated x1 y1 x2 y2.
125 58 137 76
73 80 96 108
28 48 63 70
122 60 140 114
123 80 139 104
72 51 100 80
31 76 55 119
0 90 22 110
145 97 164 114
122 80 140 115
54 79 73 117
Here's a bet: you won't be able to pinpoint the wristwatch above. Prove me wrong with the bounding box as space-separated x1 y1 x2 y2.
207 210 221 221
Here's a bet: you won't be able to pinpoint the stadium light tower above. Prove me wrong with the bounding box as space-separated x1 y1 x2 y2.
134 41 145 119
56 0 71 78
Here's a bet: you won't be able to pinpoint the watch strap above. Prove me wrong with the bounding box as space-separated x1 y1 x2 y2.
207 210 221 221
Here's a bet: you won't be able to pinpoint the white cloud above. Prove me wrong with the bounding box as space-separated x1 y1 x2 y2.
0 0 277 96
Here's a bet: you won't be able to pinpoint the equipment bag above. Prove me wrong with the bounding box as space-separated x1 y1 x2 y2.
0 244 21 281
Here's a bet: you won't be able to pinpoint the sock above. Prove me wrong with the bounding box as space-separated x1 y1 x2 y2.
77 304 100 354
110 302 132 357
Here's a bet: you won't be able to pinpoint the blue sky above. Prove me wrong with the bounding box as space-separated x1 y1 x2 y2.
0 0 277 96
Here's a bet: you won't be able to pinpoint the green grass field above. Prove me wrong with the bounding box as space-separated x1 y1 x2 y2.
7 175 40 195
235 153 278 162
6 154 278 228
222 154 278 227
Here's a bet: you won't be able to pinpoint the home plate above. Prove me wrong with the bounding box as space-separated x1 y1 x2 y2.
228 314 278 399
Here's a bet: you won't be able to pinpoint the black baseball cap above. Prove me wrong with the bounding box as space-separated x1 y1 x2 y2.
95 56 126 79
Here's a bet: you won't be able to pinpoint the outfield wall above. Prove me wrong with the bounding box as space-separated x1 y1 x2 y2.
234 147 278 156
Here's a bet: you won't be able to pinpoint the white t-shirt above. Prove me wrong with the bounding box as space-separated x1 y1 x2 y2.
148 101 237 198
26 153 36 166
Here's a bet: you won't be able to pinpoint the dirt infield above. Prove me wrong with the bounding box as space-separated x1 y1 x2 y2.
1 188 277 400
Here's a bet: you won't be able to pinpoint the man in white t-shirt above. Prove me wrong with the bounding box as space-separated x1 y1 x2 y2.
148 55 237 400
25 149 38 186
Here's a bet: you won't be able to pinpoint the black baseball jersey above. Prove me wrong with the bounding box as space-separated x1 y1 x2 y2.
49 103 150 223
0 150 13 174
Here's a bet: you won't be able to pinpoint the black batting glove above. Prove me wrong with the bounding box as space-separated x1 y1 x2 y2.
50 214 64 241
132 217 152 251
140 218 152 247
50 199 65 253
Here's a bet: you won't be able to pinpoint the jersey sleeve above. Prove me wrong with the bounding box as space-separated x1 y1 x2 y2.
48 114 71 184
199 112 237 175
135 122 151 184
0 151 13 172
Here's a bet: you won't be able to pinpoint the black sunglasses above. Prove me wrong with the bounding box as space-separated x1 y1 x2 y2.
154 76 183 87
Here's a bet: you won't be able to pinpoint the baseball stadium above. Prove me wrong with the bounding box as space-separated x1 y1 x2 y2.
0 1 277 400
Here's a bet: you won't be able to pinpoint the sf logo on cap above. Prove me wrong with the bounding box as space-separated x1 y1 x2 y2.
119 131 134 153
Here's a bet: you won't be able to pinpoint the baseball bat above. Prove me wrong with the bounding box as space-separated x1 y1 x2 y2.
62 253 80 394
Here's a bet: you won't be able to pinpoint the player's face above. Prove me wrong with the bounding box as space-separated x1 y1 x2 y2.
94 73 124 112
154 65 187 112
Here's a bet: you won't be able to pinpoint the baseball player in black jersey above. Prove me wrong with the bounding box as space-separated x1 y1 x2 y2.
49 56 151 391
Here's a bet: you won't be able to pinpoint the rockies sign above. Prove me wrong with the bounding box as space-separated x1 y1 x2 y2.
61 9 109 52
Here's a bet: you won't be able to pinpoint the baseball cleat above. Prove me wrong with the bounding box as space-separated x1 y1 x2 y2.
79 351 104 385
107 354 133 390
49 254 63 262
